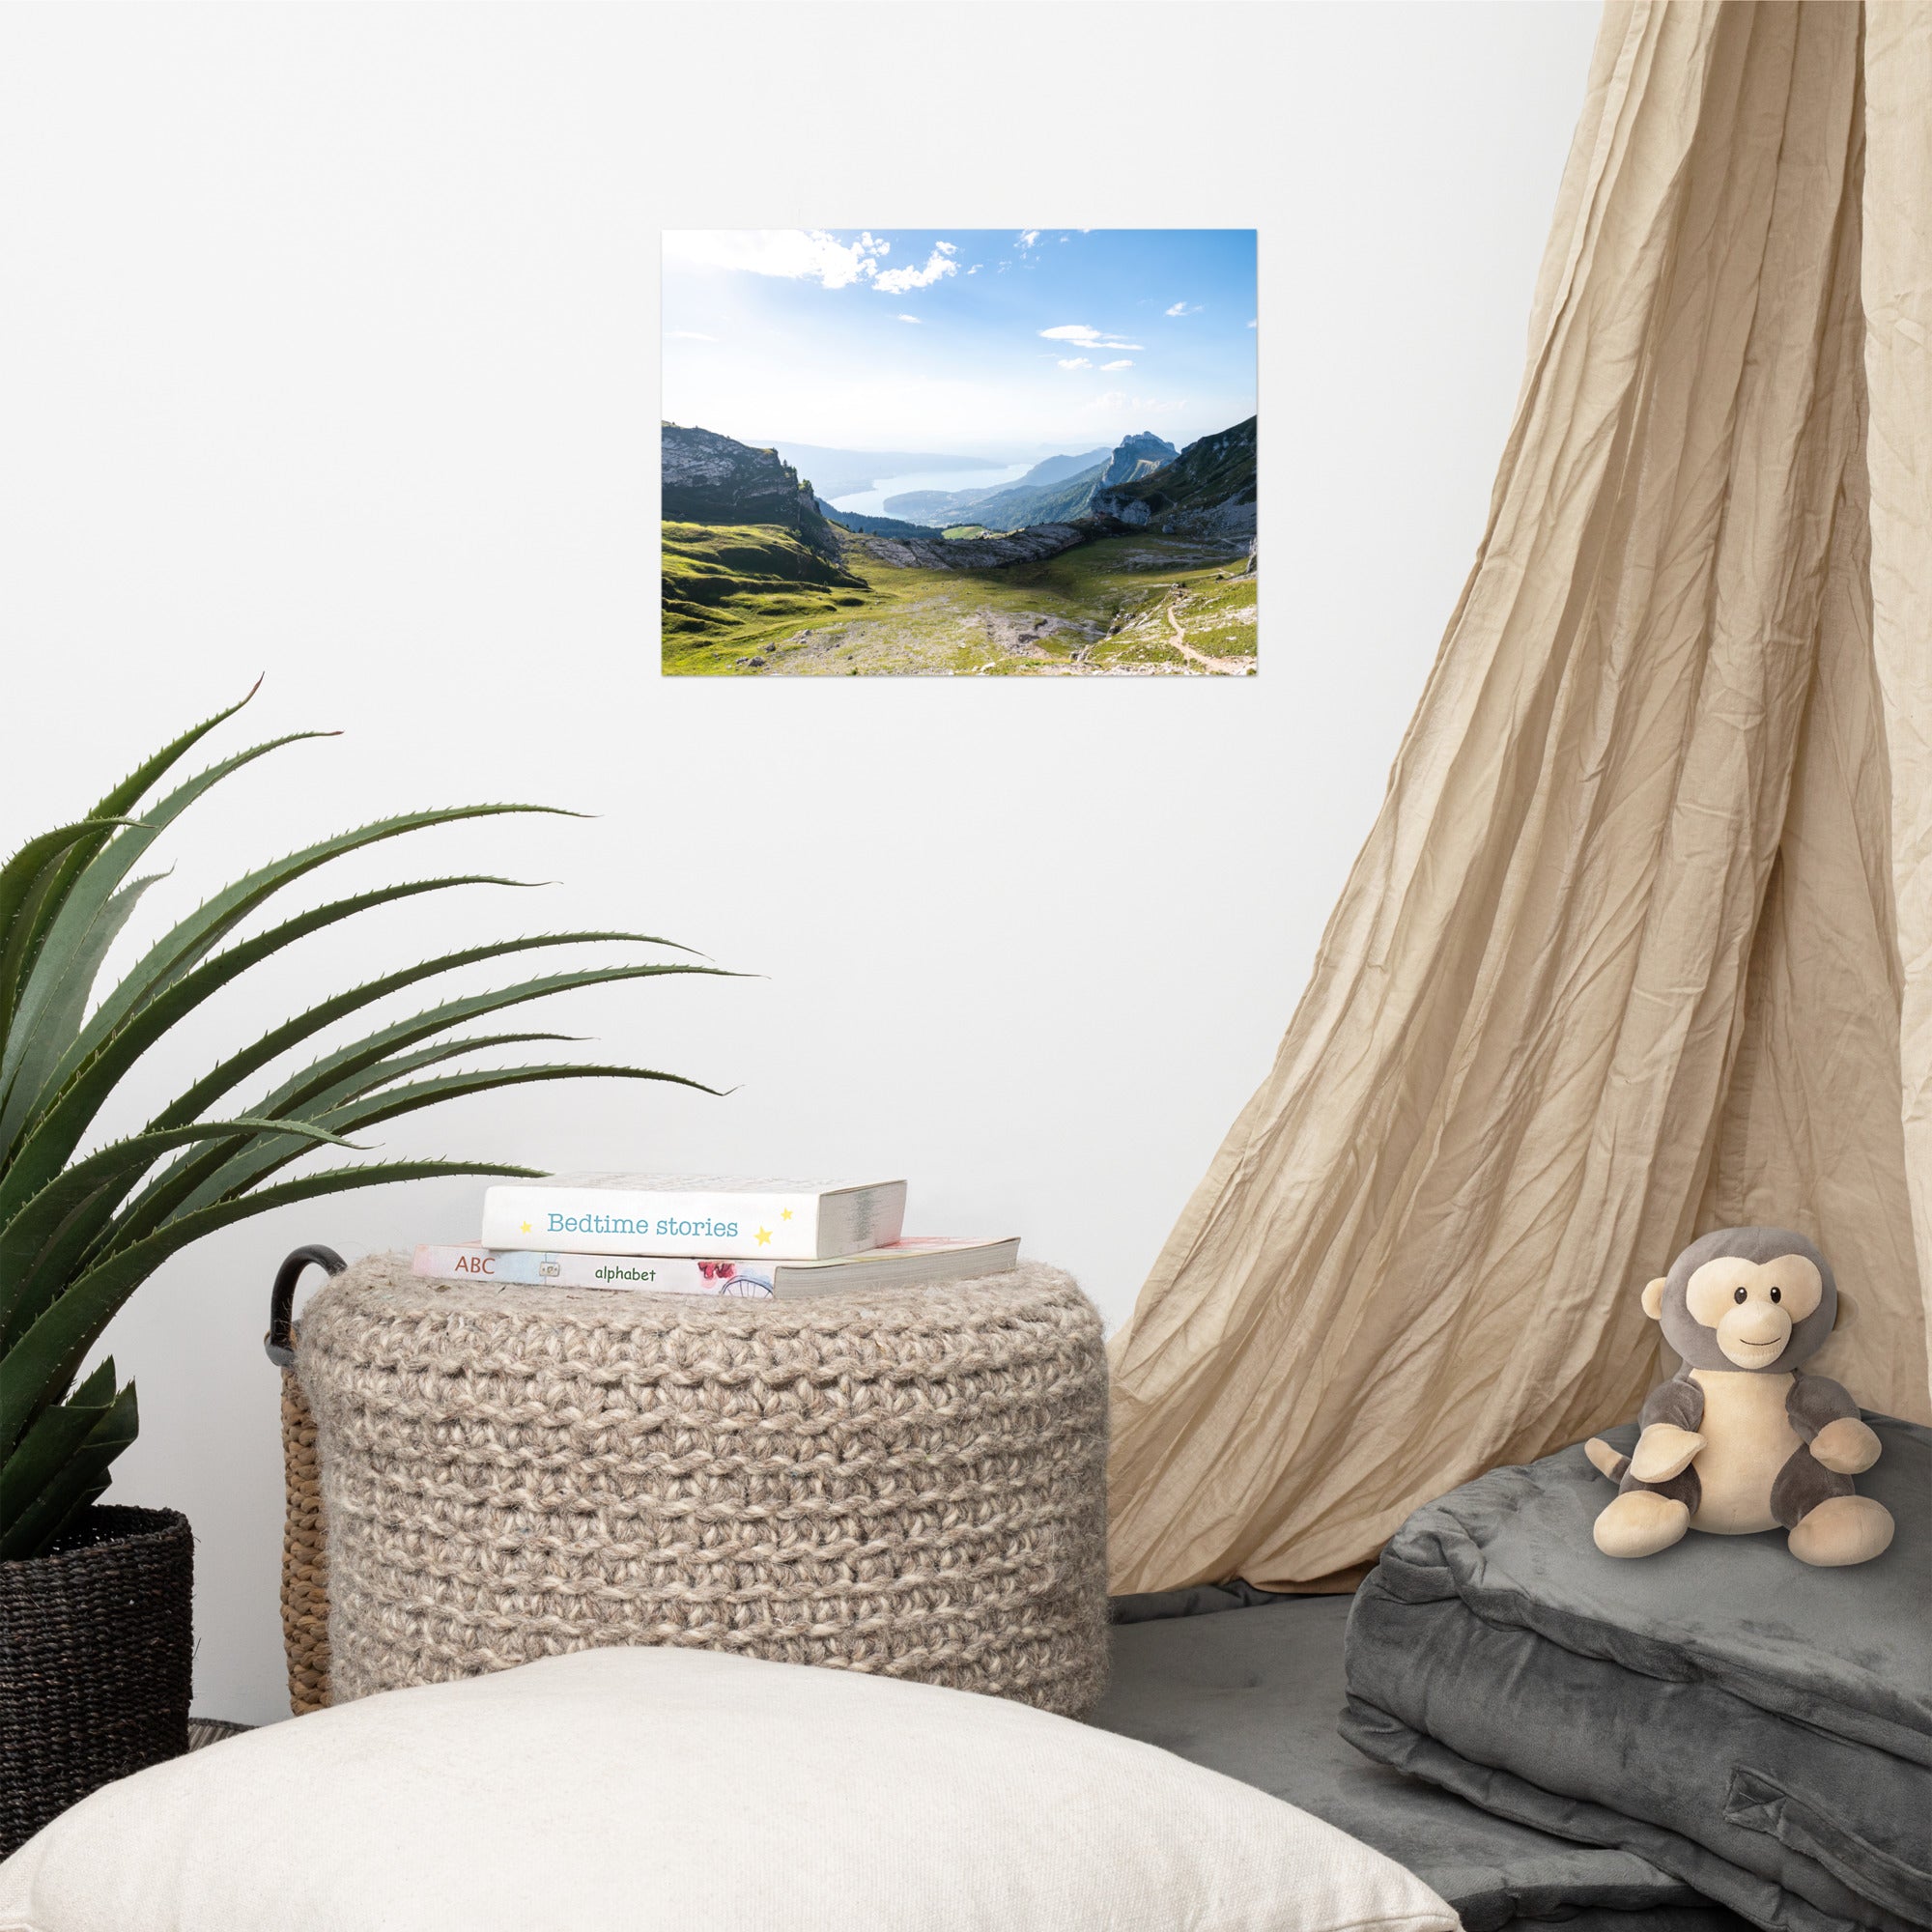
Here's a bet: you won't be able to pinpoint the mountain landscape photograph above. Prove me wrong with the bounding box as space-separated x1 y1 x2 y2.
661 228 1258 676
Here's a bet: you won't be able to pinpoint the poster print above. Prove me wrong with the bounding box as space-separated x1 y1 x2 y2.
661 229 1257 676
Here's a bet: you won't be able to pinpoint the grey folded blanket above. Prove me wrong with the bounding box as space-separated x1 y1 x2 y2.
1342 1417 1931 1932
1096 1585 1754 1932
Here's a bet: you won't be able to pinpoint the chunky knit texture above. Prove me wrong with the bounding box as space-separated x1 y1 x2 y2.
298 1254 1110 1715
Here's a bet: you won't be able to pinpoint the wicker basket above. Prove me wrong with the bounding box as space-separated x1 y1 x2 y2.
0 1504 193 1858
266 1245 345 1717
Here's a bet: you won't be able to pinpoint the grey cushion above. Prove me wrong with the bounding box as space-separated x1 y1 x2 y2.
1094 1588 1751 1932
1342 1417 1931 1932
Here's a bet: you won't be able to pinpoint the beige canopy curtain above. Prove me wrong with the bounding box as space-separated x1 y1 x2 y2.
1108 0 1932 1598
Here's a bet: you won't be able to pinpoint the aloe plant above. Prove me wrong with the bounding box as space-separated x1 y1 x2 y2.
0 690 724 1561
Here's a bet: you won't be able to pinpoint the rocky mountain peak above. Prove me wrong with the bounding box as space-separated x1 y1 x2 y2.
1097 432 1180 488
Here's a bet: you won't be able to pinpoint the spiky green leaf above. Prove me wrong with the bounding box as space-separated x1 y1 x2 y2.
0 728 337 1147
101 1032 580 1257
0 820 142 983
62 803 586 1095
0 683 263 1033
2 1160 541 1450
148 934 701 1134
0 907 661 1225
0 872 165 1148
0 1357 119 1548
0 1378 139 1559
156 1062 714 1224
0 1115 358 1343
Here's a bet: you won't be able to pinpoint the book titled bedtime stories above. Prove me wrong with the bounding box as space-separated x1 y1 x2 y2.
477 1176 908 1261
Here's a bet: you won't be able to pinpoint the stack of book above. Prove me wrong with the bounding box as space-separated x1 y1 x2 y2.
413 1175 1020 1300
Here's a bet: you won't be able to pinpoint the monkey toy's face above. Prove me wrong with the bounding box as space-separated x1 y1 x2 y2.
1679 1252 1822 1368
1641 1226 1837 1373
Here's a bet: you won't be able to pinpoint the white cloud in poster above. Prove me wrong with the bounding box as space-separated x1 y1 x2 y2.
1039 324 1143 351
874 247 959 295
663 229 890 290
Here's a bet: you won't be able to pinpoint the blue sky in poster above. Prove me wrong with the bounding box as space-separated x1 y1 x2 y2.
662 228 1258 459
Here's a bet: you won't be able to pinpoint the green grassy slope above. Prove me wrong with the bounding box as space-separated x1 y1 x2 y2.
662 523 870 641
662 527 1256 676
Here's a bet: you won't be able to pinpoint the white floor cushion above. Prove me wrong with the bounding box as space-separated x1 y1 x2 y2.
0 1645 1459 1932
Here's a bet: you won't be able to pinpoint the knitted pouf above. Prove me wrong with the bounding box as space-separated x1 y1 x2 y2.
298 1254 1110 1717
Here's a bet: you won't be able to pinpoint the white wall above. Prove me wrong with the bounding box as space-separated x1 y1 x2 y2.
0 0 1599 1725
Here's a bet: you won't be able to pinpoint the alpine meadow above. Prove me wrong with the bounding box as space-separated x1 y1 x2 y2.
661 229 1258 676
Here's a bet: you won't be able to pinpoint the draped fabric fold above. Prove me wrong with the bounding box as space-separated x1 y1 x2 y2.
1861 2 1932 1399
1107 0 1932 1598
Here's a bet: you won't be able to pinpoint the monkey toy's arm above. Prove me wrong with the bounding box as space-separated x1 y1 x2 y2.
1628 1374 1706 1484
1787 1375 1882 1475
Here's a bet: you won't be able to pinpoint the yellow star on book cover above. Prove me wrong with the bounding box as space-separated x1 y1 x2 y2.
781 1208 793 1221
755 1227 773 1246
520 1221 531 1235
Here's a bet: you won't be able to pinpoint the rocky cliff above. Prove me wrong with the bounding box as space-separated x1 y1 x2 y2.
847 523 1091 571
662 423 839 555
1095 432 1179 488
1089 416 1256 538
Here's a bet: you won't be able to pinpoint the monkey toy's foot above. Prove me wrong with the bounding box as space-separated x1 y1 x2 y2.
1788 1494 1894 1567
1594 1491 1690 1559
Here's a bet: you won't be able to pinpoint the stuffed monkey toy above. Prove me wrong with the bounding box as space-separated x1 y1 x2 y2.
1587 1227 1893 1567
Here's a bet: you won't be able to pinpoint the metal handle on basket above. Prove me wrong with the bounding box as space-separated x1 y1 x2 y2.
265 1245 347 1368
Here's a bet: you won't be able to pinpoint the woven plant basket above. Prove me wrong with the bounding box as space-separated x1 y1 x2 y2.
0 1505 193 1859
266 1246 345 1717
